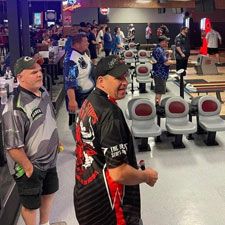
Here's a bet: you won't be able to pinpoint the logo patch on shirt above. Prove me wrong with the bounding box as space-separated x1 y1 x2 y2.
78 57 88 69
31 107 43 120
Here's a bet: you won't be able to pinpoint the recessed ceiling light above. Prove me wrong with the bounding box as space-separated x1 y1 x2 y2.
136 0 152 3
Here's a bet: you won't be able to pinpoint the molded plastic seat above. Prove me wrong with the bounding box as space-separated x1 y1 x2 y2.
125 97 143 120
136 64 153 83
165 97 197 148
124 50 135 64
128 42 138 53
131 99 161 137
136 64 153 93
138 50 149 63
130 99 162 151
198 95 225 145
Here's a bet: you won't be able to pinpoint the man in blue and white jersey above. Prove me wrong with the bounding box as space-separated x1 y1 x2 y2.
63 33 95 140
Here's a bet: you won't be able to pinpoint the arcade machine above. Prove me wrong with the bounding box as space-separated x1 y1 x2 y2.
199 18 211 55
45 10 57 27
194 54 218 75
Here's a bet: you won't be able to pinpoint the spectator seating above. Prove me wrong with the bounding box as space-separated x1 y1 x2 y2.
125 97 143 120
124 50 136 64
198 95 225 146
128 42 138 54
136 64 153 93
130 98 162 151
138 50 149 63
165 96 197 148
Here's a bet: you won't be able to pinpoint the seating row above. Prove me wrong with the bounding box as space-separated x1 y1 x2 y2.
125 95 225 151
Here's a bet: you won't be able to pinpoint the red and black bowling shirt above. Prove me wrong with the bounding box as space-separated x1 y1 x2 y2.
74 88 140 225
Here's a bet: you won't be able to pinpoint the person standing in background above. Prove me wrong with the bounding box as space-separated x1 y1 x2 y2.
127 24 135 42
145 23 152 50
175 26 190 74
206 27 222 64
63 34 95 140
112 27 124 55
88 26 98 65
96 25 105 55
153 36 173 105
104 26 113 56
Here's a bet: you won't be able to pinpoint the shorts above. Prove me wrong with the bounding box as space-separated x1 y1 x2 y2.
89 49 97 59
176 59 188 72
154 76 166 94
14 167 59 210
207 47 218 55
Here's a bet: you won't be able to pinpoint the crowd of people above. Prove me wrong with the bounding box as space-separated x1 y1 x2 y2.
0 19 223 225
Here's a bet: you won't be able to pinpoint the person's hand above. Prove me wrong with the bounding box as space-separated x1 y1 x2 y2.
25 164 34 178
144 168 158 187
68 99 78 113
181 53 185 58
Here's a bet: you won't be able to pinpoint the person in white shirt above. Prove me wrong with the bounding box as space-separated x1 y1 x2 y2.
96 25 105 54
206 28 222 64
119 29 125 47
145 23 152 50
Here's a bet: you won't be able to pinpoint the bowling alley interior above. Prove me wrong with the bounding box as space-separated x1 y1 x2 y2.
1 0 225 225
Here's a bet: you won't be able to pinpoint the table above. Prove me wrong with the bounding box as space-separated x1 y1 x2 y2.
42 50 65 85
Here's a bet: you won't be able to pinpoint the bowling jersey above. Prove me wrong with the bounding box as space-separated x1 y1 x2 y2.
74 88 140 225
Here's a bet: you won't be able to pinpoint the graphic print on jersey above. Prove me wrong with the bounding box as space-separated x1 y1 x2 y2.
76 100 99 185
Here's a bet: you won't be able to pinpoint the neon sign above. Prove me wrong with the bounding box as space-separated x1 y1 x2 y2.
62 0 81 11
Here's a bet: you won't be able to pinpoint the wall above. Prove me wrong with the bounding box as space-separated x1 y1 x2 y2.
72 7 98 25
108 8 183 23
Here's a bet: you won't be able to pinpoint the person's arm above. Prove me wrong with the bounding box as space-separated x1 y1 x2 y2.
64 60 79 113
101 118 158 187
8 148 33 178
109 163 158 186
67 88 78 113
176 46 185 58
164 60 173 66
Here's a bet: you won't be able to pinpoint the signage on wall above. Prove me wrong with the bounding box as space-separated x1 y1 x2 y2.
62 0 81 11
100 8 110 15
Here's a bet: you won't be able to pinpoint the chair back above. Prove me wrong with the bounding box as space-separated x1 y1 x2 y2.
198 95 221 117
124 50 134 59
165 97 189 118
129 42 136 50
131 99 156 121
136 64 151 77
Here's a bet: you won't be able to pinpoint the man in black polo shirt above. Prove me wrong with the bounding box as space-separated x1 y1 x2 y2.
2 56 59 225
74 55 158 225
175 26 190 74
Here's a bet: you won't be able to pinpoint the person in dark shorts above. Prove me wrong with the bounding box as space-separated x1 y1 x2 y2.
88 26 98 65
175 26 190 73
152 36 173 105
74 55 158 225
2 56 60 225
206 27 222 64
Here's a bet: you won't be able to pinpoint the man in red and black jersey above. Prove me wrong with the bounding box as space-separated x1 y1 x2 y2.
74 55 158 225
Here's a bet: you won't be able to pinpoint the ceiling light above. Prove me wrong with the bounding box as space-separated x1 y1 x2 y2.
136 0 152 3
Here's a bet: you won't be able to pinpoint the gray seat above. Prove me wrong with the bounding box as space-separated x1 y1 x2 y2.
198 95 225 145
128 42 138 54
165 96 197 148
125 97 143 120
138 50 149 63
124 50 135 64
136 64 153 93
130 99 162 151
